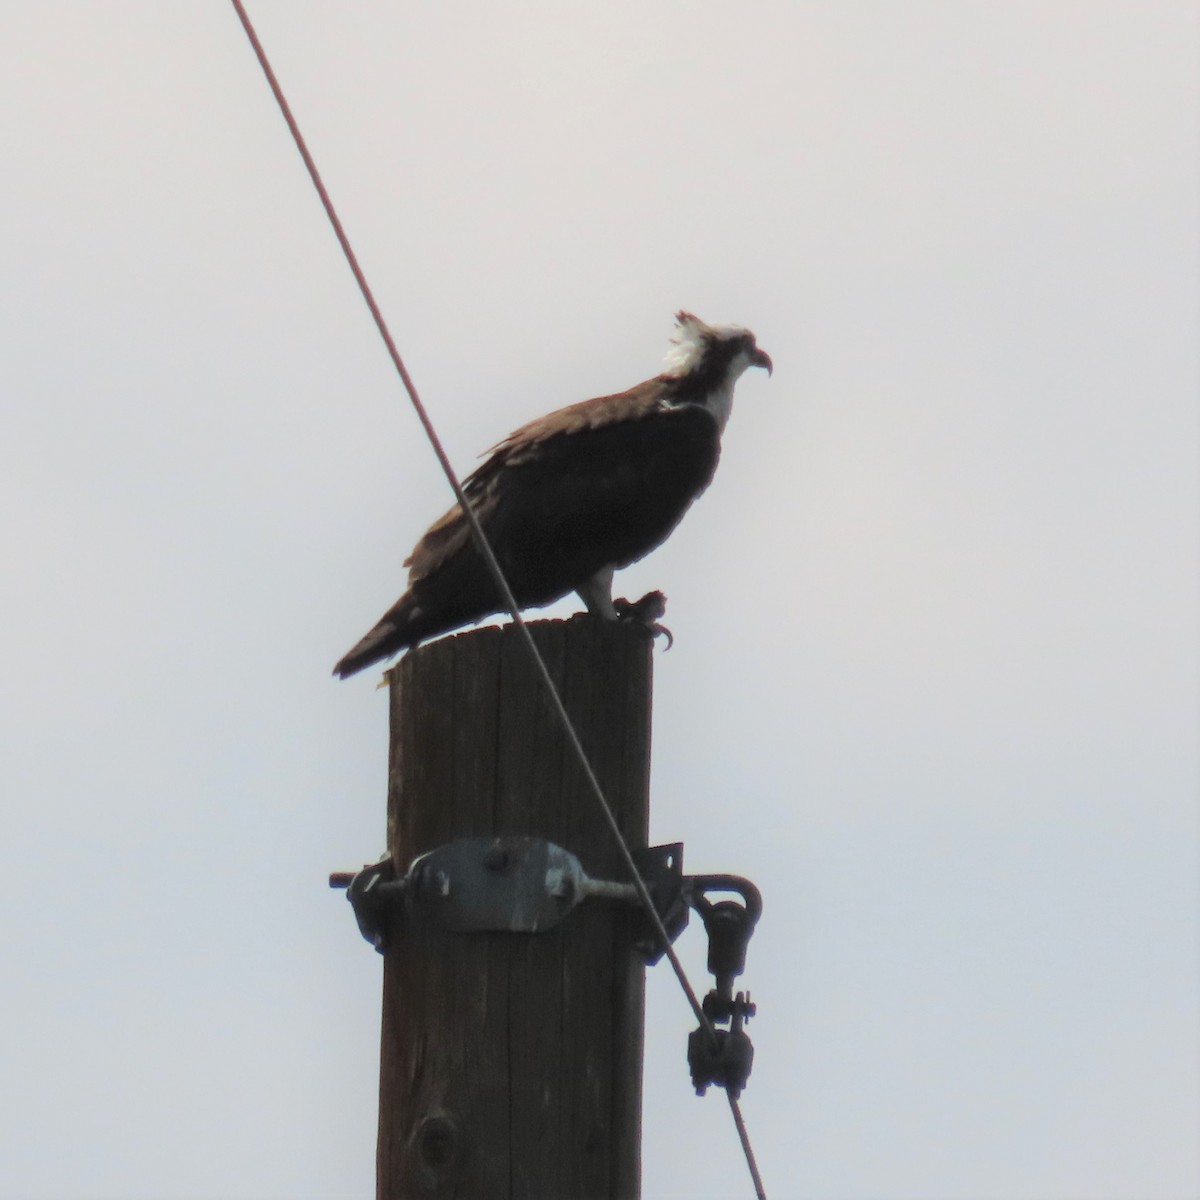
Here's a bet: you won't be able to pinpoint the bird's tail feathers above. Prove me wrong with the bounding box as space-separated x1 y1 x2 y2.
333 594 423 679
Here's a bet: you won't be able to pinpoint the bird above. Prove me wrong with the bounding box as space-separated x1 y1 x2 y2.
333 311 772 678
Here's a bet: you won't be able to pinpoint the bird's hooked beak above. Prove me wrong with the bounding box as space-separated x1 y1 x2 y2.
751 345 774 376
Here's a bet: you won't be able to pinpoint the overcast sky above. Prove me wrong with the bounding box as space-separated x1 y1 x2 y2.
2 3 1197 1198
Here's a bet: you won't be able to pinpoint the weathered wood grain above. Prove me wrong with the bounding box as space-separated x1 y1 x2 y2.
377 617 652 1199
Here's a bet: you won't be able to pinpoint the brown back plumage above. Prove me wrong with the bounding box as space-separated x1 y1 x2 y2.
333 379 720 678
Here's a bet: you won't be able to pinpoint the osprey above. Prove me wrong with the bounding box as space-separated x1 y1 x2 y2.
334 311 772 678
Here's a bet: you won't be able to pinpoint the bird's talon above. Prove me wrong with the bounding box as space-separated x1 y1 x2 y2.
613 591 673 648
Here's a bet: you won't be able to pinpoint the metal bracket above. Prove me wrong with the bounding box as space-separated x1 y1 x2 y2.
330 836 685 953
331 840 764 1099
630 841 688 962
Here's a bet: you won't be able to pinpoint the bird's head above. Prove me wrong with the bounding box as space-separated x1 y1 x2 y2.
662 311 773 385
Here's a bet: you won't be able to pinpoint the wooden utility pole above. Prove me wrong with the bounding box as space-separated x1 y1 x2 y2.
377 616 653 1200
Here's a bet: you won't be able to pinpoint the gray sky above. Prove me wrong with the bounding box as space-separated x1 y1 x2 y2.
3 3 1197 1198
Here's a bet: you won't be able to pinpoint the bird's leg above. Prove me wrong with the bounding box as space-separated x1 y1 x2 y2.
612 590 674 649
577 570 673 648
576 566 619 619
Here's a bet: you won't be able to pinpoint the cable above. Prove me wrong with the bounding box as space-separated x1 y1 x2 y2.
230 5 766 1195
729 1093 767 1200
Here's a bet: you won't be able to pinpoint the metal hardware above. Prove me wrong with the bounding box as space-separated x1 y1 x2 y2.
331 840 764 1100
330 836 690 952
329 857 404 950
684 875 762 1098
630 842 689 963
687 999 755 1098
409 836 640 933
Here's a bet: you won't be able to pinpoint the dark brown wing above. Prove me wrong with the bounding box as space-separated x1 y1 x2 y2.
333 382 719 676
410 383 719 601
406 381 677 581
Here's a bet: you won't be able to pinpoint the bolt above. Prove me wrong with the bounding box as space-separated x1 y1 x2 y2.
482 841 509 872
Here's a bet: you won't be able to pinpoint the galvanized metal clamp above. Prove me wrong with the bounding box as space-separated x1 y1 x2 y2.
329 836 688 956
